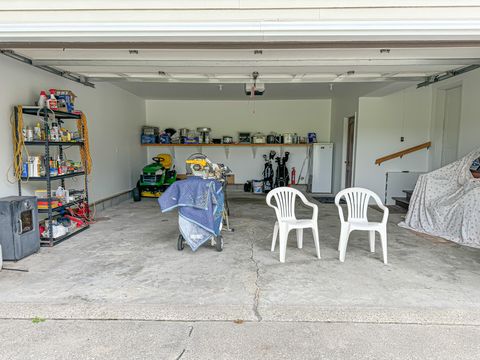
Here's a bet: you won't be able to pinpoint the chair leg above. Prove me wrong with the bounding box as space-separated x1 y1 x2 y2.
296 228 303 249
339 227 350 262
279 225 288 263
271 222 279 252
369 230 375 253
380 227 388 264
312 224 321 259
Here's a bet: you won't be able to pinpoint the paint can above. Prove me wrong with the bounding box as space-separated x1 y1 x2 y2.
252 180 264 194
266 134 276 144
22 162 28 177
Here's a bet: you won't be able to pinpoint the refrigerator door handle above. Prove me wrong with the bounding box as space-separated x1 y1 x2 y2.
17 218 23 235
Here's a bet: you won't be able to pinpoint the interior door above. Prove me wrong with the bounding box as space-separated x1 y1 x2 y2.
345 116 355 188
441 86 462 166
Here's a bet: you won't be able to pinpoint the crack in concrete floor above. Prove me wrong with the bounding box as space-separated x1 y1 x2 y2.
175 325 194 359
249 228 263 322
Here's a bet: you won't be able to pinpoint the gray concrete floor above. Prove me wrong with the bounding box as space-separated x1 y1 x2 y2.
1 193 480 359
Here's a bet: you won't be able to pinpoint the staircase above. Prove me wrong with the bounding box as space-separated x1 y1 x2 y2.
392 190 413 210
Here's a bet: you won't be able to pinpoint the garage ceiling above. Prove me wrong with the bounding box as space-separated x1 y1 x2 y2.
2 1 480 99
112 82 391 100
3 46 479 99
11 47 480 83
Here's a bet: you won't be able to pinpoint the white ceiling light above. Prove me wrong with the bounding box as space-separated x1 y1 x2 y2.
214 74 251 79
389 72 428 77
81 73 124 78
258 74 294 80
302 73 337 80
124 73 166 78
170 73 209 79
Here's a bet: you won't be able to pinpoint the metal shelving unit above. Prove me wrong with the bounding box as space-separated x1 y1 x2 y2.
14 106 90 247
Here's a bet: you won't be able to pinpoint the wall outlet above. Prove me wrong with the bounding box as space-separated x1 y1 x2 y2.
400 136 405 142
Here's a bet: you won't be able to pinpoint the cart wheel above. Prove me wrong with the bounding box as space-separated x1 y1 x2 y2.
177 234 185 251
215 236 224 252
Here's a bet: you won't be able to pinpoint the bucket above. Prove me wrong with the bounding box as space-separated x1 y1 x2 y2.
252 180 264 194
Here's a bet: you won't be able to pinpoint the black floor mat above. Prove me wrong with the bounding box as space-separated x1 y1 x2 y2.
370 205 407 214
313 196 345 204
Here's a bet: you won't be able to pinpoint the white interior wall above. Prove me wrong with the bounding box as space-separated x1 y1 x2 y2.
430 68 480 170
353 68 480 202
0 55 146 202
456 69 480 157
146 99 331 183
446 69 480 158
355 86 433 202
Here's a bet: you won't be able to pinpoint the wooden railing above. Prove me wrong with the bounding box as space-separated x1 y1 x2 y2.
375 141 431 166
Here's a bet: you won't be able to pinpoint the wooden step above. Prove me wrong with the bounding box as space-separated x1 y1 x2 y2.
392 196 410 210
403 189 414 201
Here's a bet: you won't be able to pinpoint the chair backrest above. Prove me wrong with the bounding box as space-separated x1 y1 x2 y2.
266 187 301 220
335 187 382 222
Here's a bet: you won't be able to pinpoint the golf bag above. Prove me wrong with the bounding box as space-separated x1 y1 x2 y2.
262 151 276 192
274 151 290 188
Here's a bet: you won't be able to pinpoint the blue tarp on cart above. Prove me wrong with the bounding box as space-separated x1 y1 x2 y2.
159 177 224 251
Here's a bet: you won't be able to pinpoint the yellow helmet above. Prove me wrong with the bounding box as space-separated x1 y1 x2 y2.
154 154 173 169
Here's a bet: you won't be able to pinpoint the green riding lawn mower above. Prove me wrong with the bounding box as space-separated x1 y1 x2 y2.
133 154 177 201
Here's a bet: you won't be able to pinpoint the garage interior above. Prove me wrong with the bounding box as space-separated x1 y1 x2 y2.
1 2 480 359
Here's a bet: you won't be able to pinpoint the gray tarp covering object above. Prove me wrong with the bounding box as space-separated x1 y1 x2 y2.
399 148 480 248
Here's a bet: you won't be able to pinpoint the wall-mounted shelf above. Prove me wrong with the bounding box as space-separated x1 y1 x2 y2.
142 143 311 147
142 143 312 158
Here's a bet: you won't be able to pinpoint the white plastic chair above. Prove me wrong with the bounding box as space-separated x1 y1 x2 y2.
266 187 321 263
335 187 389 264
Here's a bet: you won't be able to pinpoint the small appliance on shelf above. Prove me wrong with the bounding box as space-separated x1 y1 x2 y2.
197 127 212 144
252 133 266 144
238 132 251 144
222 136 233 144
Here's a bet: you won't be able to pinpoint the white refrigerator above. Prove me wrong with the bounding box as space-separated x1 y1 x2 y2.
307 143 333 193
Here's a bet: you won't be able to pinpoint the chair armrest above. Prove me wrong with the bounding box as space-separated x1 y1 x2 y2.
372 196 389 224
310 202 318 220
265 191 276 209
381 206 389 224
298 195 318 220
336 204 346 223
334 192 347 223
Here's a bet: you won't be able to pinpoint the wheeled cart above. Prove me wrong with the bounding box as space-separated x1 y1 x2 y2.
177 233 223 252
159 153 233 253
176 181 230 252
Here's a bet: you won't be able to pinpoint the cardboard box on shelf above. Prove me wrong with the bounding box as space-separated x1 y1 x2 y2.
226 174 235 185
